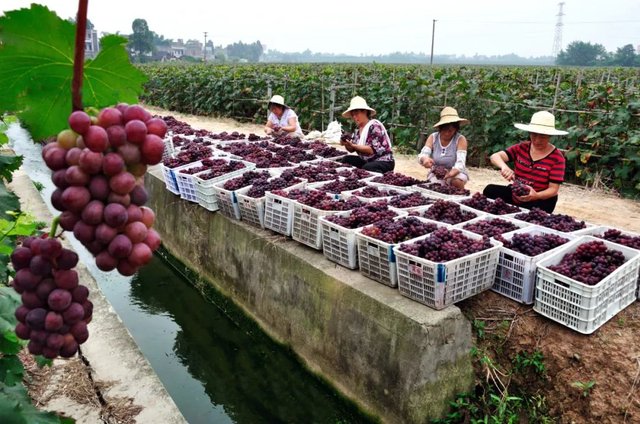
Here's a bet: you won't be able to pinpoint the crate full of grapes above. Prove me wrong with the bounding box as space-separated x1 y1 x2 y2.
192 159 256 211
320 202 406 269
175 160 221 203
393 227 502 309
235 177 305 228
572 226 640 300
161 160 206 195
488 225 576 304
211 170 274 220
356 217 449 287
535 236 640 334
291 193 365 250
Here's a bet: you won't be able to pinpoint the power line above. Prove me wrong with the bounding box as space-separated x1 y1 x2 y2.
437 19 640 25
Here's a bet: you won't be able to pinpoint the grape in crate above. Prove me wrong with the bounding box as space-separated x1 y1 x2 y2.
418 107 470 189
339 96 395 174
264 95 303 138
483 111 567 213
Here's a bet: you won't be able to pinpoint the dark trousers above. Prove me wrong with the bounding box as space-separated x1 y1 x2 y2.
341 155 395 174
483 184 558 214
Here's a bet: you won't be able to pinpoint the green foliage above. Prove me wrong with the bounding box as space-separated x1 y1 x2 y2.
571 381 596 397
0 5 148 141
140 63 640 195
226 41 263 63
611 44 639 67
32 182 44 193
557 41 609 66
0 381 75 423
512 350 546 378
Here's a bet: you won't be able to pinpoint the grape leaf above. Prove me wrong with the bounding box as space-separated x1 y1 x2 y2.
0 381 73 424
0 134 8 147
0 182 20 221
0 156 23 183
0 5 147 141
0 287 21 336
0 356 24 386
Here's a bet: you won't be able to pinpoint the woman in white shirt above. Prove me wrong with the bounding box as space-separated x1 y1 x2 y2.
264 95 303 138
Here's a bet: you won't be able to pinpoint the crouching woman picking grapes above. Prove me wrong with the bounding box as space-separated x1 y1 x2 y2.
418 107 470 189
483 111 567 213
339 96 395 174
264 95 304 138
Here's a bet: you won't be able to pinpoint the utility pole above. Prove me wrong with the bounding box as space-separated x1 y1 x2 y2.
551 2 565 57
430 20 437 65
203 31 208 62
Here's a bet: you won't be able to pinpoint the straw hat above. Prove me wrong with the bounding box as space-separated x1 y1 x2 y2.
268 95 289 109
432 107 469 128
342 96 376 118
514 111 568 136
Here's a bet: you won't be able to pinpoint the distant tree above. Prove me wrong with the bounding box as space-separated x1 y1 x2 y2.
610 44 637 67
225 40 263 62
152 31 172 47
556 41 609 66
129 19 155 57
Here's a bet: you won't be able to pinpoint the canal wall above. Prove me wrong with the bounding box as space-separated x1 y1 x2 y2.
146 169 475 424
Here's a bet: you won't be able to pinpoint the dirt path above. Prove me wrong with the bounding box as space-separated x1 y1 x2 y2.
147 105 640 234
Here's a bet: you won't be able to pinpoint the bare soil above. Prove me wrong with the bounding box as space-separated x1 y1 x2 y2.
148 105 640 423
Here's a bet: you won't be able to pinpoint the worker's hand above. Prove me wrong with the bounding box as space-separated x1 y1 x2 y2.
265 127 273 135
514 186 538 203
420 156 434 168
500 165 515 182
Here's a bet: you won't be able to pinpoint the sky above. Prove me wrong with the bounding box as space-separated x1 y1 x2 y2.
3 0 639 57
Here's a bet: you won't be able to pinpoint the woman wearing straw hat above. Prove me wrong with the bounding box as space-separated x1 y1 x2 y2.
339 96 395 173
483 111 567 213
264 95 304 138
418 107 470 189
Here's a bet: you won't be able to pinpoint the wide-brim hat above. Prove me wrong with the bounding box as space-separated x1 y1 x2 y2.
342 96 376 118
267 95 289 109
514 111 567 136
432 107 469 128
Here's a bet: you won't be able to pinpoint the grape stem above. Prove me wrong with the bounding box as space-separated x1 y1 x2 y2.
49 216 60 239
71 0 89 112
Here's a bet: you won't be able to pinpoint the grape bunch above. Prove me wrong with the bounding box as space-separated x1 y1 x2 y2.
514 208 586 232
325 201 397 229
462 218 520 237
11 236 90 359
314 161 344 170
361 217 439 244
340 132 353 142
292 190 365 210
317 179 366 194
421 200 477 224
161 115 194 134
389 192 435 209
371 172 421 187
511 181 531 197
398 228 493 262
461 193 521 215
416 182 470 196
290 165 339 183
431 165 448 180
547 240 626 285
246 177 303 198
222 171 271 191
163 144 213 168
46 104 163 277
495 232 570 256
272 135 308 147
277 147 317 163
351 185 402 198
248 133 268 141
218 142 263 157
596 229 640 249
209 131 246 141
336 168 373 180
309 144 346 158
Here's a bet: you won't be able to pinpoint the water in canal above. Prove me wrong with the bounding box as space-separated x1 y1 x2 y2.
8 124 375 424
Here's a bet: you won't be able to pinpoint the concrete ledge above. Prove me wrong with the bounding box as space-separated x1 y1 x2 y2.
146 168 474 424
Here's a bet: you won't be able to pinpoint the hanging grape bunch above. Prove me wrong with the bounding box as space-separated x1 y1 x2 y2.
511 181 531 197
431 165 448 180
43 104 163 276
12 236 90 359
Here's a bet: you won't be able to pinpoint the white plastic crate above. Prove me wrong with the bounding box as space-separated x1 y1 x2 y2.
489 225 577 304
176 163 209 203
236 180 305 229
356 217 448 287
193 159 256 210
457 196 526 216
560 225 640 301
320 209 408 270
161 161 206 195
393 229 503 309
264 185 309 237
534 236 640 334
199 197 219 212
510 211 597 235
411 184 473 202
210 170 278 220
291 195 351 250
162 136 175 160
